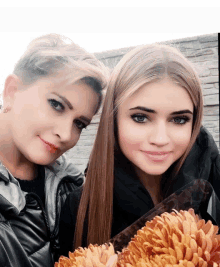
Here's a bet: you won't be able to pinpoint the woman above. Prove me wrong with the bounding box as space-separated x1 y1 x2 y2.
0 34 107 266
59 43 220 255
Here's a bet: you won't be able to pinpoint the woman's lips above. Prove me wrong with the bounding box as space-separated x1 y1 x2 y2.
142 151 171 162
39 137 58 153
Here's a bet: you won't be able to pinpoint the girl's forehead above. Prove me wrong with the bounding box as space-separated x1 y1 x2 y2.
119 79 194 111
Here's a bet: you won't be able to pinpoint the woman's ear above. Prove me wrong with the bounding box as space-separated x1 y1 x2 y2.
3 74 21 104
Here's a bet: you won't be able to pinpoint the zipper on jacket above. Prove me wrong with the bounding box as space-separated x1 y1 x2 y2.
26 192 52 239
50 179 67 241
50 177 82 242
43 174 84 258
26 192 61 261
47 178 72 260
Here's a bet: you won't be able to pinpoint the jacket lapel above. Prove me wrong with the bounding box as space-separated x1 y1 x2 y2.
0 162 26 216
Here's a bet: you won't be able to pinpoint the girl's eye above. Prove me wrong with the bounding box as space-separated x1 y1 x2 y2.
74 120 87 130
172 116 190 125
131 114 148 123
48 99 65 112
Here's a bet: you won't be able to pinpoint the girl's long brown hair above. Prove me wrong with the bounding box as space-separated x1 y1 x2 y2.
74 44 204 248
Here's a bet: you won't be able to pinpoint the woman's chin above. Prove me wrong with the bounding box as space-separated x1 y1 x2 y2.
138 165 170 177
26 154 59 166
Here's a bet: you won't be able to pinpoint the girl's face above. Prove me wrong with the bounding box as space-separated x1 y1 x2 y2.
117 78 194 178
7 77 99 166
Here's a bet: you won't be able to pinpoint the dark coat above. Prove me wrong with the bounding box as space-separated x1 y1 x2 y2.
0 155 85 267
59 126 220 256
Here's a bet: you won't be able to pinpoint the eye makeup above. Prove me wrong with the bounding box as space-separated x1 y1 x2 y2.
48 98 89 131
129 106 193 116
130 112 192 126
48 99 65 112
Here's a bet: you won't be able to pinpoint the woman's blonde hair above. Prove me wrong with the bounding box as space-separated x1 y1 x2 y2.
12 33 108 113
74 43 204 248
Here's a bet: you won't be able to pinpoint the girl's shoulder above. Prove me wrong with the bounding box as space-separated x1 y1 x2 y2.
196 126 219 157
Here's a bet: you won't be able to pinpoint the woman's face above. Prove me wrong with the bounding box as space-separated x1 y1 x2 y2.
117 78 194 177
7 77 99 166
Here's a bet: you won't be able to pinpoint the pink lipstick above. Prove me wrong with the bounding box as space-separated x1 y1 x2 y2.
143 151 171 162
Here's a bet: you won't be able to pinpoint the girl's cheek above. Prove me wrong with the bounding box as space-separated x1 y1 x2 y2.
170 129 191 146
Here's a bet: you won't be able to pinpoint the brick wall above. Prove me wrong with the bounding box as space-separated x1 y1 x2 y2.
65 33 219 172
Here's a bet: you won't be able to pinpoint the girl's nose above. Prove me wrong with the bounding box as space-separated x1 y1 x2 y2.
148 122 170 146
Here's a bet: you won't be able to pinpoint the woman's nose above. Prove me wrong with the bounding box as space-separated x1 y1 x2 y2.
148 122 170 146
53 119 75 144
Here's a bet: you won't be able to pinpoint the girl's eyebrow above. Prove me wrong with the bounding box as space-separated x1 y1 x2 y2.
129 106 193 115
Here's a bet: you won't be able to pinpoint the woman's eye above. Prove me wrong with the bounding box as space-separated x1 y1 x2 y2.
48 99 65 112
131 114 148 123
172 116 190 125
74 120 87 130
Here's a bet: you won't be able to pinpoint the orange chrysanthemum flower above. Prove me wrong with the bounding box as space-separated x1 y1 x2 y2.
55 243 118 267
117 208 220 267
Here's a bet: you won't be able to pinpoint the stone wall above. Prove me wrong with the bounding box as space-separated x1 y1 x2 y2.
65 33 219 172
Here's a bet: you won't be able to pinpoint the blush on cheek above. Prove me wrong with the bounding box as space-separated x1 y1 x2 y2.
172 127 191 143
119 125 144 143
173 139 191 161
177 135 191 146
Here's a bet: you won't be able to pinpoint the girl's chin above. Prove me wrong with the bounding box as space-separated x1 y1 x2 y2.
138 166 170 176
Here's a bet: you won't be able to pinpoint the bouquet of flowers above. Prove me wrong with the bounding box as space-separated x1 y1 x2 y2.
55 180 220 266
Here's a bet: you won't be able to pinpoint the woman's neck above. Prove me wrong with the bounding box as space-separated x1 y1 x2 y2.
133 165 163 206
0 115 37 180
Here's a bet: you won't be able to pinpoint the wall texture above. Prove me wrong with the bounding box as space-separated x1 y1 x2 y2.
65 33 219 172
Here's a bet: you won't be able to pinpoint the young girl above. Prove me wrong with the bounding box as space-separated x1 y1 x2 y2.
59 43 220 255
0 34 107 266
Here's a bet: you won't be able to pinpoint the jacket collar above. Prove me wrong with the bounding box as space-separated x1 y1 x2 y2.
0 161 26 216
114 156 154 217
44 154 84 233
0 154 84 220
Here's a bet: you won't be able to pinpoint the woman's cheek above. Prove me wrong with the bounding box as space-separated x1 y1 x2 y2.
118 121 142 144
171 127 192 149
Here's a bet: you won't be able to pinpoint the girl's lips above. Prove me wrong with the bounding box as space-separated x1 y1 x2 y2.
39 137 58 153
143 151 171 162
144 151 171 155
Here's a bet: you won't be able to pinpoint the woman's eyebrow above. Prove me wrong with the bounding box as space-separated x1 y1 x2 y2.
52 92 92 123
171 110 193 115
129 106 155 113
129 106 193 115
52 92 73 110
79 116 91 124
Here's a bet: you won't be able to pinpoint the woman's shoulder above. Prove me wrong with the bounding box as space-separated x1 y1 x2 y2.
45 154 85 187
58 186 83 257
184 126 219 169
179 126 219 176
65 186 83 212
48 154 84 176
44 155 85 220
196 126 219 157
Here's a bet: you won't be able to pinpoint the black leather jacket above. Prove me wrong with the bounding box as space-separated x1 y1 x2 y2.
0 154 84 267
